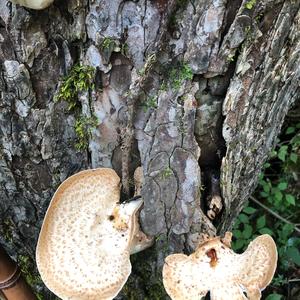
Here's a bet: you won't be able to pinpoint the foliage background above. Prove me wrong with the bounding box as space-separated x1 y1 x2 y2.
232 102 300 299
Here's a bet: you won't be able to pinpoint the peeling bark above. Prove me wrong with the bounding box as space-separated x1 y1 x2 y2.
0 0 299 298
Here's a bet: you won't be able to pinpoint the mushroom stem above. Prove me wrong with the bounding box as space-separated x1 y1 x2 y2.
0 246 37 300
221 232 232 248
206 170 223 220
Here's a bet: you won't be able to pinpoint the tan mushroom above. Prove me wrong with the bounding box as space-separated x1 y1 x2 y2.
163 233 277 300
11 0 54 10
36 168 153 300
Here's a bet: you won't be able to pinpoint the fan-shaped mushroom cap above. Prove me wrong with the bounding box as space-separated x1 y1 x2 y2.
11 0 54 10
36 168 147 300
163 233 277 300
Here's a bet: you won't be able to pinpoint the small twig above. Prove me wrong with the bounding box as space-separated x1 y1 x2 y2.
288 278 300 283
249 196 300 234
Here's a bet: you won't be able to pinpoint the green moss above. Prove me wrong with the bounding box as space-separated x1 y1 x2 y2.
144 280 166 300
161 61 193 92
54 64 99 151
55 64 95 110
1 219 14 243
18 255 44 300
101 37 116 50
227 53 236 62
170 62 193 90
100 38 129 57
161 167 173 179
245 0 256 10
74 114 99 150
120 43 129 57
138 53 157 76
159 81 167 92
142 96 158 112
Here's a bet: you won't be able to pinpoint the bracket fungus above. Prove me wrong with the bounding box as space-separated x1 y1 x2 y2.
10 0 54 10
163 233 277 300
36 168 153 300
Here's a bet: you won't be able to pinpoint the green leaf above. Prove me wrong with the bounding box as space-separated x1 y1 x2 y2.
274 191 283 202
258 228 274 236
290 152 298 163
245 0 256 9
287 237 300 247
281 224 294 238
278 145 288 161
256 215 266 229
285 247 300 266
285 194 295 205
232 230 242 238
267 196 274 205
270 150 277 158
243 224 253 239
277 182 287 191
272 275 288 287
260 191 269 198
265 294 283 300
238 214 249 224
262 181 270 193
233 239 245 250
292 136 300 149
234 218 241 227
243 206 257 214
279 145 288 151
286 127 295 134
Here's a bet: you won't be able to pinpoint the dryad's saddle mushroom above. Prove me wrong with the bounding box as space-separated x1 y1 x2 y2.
36 168 153 300
163 233 277 300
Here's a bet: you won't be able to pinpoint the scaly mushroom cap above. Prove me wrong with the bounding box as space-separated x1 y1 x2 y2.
163 233 277 300
36 168 143 300
11 0 54 10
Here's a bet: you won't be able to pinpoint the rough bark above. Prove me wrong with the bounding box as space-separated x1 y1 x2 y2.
0 0 299 299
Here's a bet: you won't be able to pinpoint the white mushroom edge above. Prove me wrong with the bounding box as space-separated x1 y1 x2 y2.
163 233 278 300
36 168 153 300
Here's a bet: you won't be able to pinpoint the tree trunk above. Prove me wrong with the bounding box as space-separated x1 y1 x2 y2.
0 0 299 298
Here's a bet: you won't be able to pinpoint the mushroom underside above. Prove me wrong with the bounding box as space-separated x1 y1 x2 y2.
163 234 277 300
